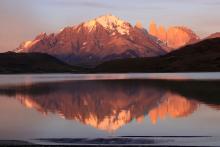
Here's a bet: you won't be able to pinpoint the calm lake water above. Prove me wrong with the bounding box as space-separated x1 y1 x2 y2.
0 73 220 145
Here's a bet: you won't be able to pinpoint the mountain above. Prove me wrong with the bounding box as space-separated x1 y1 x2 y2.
149 21 200 51
16 14 166 67
94 38 220 72
0 52 81 73
206 32 220 39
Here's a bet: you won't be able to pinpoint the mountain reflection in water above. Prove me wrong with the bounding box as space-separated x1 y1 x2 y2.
0 80 220 132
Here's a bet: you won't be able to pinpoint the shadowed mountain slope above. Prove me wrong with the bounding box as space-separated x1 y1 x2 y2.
94 38 220 73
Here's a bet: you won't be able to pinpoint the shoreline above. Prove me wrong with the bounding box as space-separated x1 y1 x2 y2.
1 136 218 146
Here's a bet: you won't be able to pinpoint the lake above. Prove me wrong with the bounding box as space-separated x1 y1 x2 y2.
0 73 220 146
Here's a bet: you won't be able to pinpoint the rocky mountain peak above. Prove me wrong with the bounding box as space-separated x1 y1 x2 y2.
83 14 131 35
16 14 166 66
135 21 143 29
35 32 47 40
149 21 200 51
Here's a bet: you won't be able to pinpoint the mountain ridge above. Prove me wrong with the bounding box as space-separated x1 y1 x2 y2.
17 14 166 67
94 37 220 72
149 21 200 51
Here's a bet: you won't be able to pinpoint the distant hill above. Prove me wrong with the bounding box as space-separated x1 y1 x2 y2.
94 38 220 73
206 32 220 39
0 52 82 73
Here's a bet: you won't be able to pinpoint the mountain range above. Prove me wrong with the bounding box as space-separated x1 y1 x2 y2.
1 37 220 73
16 15 166 67
0 14 216 73
94 37 220 72
16 14 206 67
149 21 200 51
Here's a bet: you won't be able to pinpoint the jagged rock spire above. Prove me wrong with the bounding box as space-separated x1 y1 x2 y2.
135 20 143 29
148 20 199 50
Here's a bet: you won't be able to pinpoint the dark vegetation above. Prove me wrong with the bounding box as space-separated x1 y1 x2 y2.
0 52 83 73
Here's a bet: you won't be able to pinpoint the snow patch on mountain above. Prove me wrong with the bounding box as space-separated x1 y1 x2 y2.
83 14 130 35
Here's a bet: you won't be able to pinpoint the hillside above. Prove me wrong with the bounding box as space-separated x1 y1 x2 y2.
94 38 220 73
0 52 82 73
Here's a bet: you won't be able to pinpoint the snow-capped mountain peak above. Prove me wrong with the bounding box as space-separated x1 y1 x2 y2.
83 14 131 35
16 14 166 67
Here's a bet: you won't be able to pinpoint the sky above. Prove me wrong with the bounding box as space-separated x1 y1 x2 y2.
0 0 220 52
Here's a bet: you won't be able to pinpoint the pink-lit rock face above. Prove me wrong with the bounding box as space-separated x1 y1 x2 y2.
16 15 166 66
149 21 200 51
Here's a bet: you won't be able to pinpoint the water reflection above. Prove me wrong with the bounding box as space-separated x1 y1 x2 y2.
0 80 220 132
